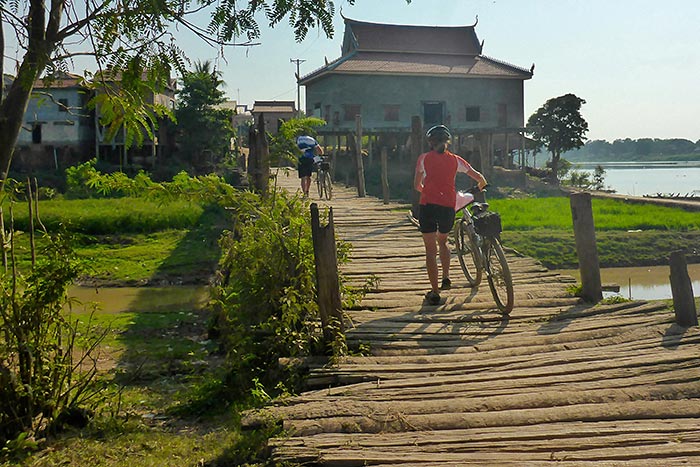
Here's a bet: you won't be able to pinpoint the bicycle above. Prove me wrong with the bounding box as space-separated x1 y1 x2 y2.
453 186 514 314
315 157 333 200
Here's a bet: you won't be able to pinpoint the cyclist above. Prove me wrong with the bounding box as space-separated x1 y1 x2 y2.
296 135 324 197
414 125 487 305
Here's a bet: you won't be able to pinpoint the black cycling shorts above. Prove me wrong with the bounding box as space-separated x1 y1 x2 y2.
298 157 315 178
418 203 456 234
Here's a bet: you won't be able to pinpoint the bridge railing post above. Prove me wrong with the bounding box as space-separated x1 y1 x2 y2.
570 192 603 303
310 203 344 345
354 115 366 197
670 250 698 327
381 146 390 204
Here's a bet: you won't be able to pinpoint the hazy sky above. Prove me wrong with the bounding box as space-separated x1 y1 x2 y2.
199 0 699 142
4 0 699 142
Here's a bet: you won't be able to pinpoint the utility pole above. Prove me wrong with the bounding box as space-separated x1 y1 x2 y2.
290 58 306 117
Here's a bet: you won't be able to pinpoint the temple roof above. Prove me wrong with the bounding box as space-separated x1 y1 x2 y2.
301 17 532 85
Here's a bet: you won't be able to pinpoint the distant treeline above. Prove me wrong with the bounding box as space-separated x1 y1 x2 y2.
564 138 700 161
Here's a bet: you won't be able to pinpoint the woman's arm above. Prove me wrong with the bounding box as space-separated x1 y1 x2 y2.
414 154 426 192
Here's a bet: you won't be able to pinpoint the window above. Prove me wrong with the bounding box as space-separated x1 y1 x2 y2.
324 105 331 123
384 104 400 122
343 104 361 121
465 106 480 122
58 98 68 112
423 102 444 127
32 124 42 144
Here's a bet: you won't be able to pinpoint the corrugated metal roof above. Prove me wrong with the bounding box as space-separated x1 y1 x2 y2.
252 100 295 113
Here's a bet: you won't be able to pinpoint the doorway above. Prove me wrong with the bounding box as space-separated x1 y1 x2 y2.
423 102 444 128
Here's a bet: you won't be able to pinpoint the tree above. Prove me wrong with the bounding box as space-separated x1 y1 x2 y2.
1 0 406 183
527 93 589 184
175 60 234 173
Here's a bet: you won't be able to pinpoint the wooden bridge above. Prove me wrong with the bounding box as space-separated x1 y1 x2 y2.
245 170 700 466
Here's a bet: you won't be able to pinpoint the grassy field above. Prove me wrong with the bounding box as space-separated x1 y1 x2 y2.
485 197 700 268
4 197 224 285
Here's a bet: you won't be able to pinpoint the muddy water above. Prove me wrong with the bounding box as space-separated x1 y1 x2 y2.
68 285 209 313
556 264 700 300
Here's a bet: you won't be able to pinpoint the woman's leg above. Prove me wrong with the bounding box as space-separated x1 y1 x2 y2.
422 232 439 292
437 231 451 282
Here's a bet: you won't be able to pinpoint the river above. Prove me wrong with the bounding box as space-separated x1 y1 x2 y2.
571 161 700 197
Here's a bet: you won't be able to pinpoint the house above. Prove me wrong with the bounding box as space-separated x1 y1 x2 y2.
299 17 534 170
11 71 177 173
251 100 296 135
92 71 177 168
14 72 94 171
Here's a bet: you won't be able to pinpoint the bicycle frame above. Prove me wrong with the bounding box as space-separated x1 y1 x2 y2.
454 188 514 314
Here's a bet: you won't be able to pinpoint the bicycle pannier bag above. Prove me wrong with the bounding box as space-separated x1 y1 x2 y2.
473 211 502 237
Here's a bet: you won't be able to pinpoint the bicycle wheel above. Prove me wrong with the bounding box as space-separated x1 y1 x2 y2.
484 238 514 314
322 171 333 200
316 172 324 198
454 219 482 287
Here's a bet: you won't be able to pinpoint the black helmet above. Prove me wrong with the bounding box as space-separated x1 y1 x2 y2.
426 125 451 141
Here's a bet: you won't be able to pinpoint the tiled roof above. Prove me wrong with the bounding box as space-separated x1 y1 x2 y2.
300 52 532 84
302 18 532 85
342 18 481 55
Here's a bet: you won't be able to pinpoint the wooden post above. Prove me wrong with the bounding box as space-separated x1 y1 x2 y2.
310 203 344 344
354 115 366 197
570 192 603 303
410 116 423 217
381 146 390 204
256 114 270 194
669 250 698 327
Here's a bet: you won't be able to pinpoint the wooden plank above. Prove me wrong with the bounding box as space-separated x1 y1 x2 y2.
263 170 700 466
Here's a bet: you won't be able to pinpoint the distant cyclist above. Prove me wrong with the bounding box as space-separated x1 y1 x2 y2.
296 135 324 198
414 125 487 305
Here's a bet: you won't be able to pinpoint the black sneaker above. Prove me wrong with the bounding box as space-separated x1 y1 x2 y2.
440 278 452 290
425 290 440 305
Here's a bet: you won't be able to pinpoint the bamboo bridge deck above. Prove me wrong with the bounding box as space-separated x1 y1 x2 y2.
245 169 700 466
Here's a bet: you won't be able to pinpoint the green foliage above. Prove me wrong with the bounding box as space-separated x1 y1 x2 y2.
175 61 236 173
566 284 583 297
269 116 327 166
566 137 700 161
601 295 631 305
0 231 105 453
568 170 592 188
211 189 355 397
86 72 174 150
592 165 607 190
527 94 589 184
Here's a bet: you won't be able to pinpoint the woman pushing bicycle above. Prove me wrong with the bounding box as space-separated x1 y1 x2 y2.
414 125 487 305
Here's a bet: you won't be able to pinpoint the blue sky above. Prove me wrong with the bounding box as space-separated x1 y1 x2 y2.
202 0 699 142
4 0 699 142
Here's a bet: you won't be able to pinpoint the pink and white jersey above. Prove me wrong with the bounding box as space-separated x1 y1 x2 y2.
415 150 473 208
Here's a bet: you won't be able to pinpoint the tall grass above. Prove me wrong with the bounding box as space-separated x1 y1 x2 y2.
488 197 700 231
5 197 206 234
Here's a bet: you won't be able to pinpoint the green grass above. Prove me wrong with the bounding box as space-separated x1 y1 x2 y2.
3 197 225 285
488 197 700 232
7 197 206 234
474 196 700 269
